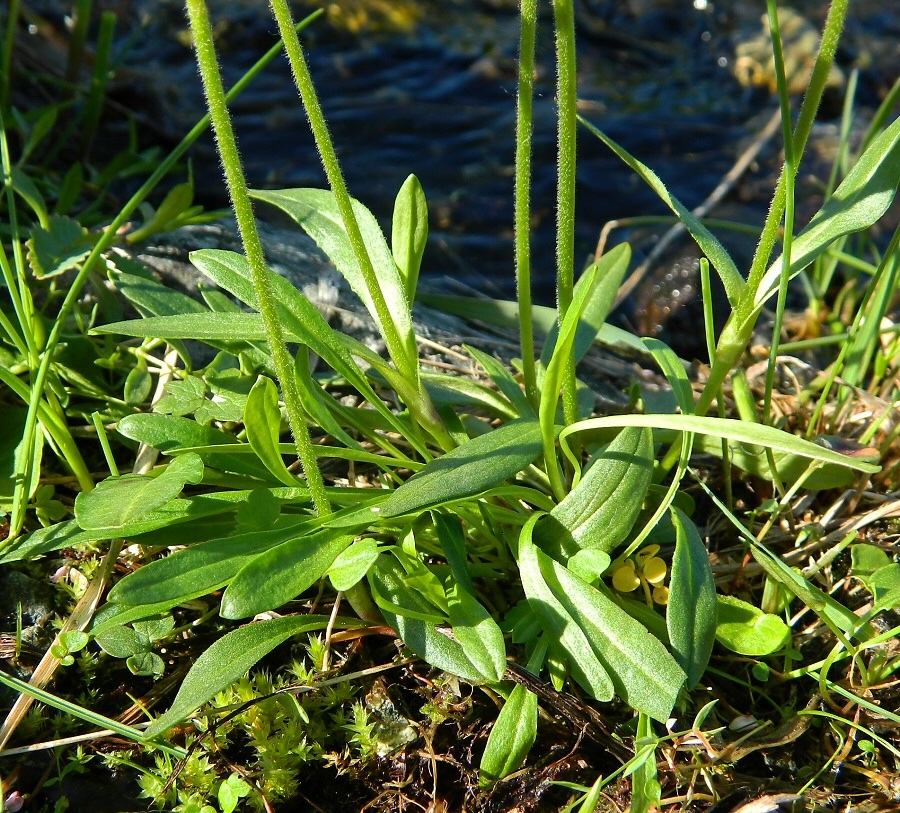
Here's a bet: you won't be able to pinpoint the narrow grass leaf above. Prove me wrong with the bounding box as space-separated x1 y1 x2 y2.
667 509 716 689
74 453 204 532
251 188 418 380
561 414 880 476
377 420 543 518
221 530 354 619
244 376 300 487
392 174 428 304
757 114 900 307
144 614 349 737
479 683 538 784
578 116 744 306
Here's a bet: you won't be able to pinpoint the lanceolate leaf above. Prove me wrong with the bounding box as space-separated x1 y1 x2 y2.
479 683 538 784
446 583 507 683
108 518 314 606
548 427 653 554
250 188 418 381
188 249 412 441
369 555 488 683
74 453 204 532
144 615 355 737
518 517 614 702
757 114 900 307
535 546 686 722
391 174 428 304
667 509 716 689
376 420 544 518
541 243 631 366
221 530 354 619
244 376 300 487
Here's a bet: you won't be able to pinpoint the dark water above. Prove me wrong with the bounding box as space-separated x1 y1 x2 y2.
30 0 900 307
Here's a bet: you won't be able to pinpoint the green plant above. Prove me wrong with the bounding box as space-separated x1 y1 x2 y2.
2 0 898 808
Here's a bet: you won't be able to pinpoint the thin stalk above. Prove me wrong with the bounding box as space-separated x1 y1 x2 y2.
762 0 796 425
269 0 452 451
4 10 323 540
79 10 116 158
185 0 330 516
696 0 849 416
515 0 538 408
1 0 19 113
553 0 579 426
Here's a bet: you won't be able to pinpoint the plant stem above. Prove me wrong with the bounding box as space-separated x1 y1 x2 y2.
269 0 452 452
696 0 849 416
185 0 331 516
515 0 538 408
553 0 579 426
762 0 796 425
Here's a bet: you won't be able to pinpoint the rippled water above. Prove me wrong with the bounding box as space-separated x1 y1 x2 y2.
34 0 900 305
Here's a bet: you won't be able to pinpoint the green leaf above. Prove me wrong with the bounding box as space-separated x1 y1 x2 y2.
218 774 251 813
117 413 273 481
518 517 615 702
869 564 900 611
94 626 143 658
188 249 411 441
850 544 891 588
26 215 92 278
376 420 543 519
369 555 487 683
578 116 745 307
757 114 900 307
123 364 153 406
562 414 880 477
446 583 506 683
567 549 612 584
534 544 686 721
328 538 379 591
465 345 535 419
94 312 269 342
221 530 354 619
666 509 716 689
433 512 474 594
714 595 790 656
541 243 631 366
479 683 537 784
109 518 313 606
547 426 654 554
74 453 204 533
392 174 428 304
642 338 694 413
250 187 417 381
143 615 343 737
244 376 299 487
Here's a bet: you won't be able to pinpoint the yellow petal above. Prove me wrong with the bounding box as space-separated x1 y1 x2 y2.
652 585 670 605
612 564 640 592
643 557 668 584
636 544 660 563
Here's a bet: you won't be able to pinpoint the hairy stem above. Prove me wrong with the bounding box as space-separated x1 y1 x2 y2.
186 0 331 516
